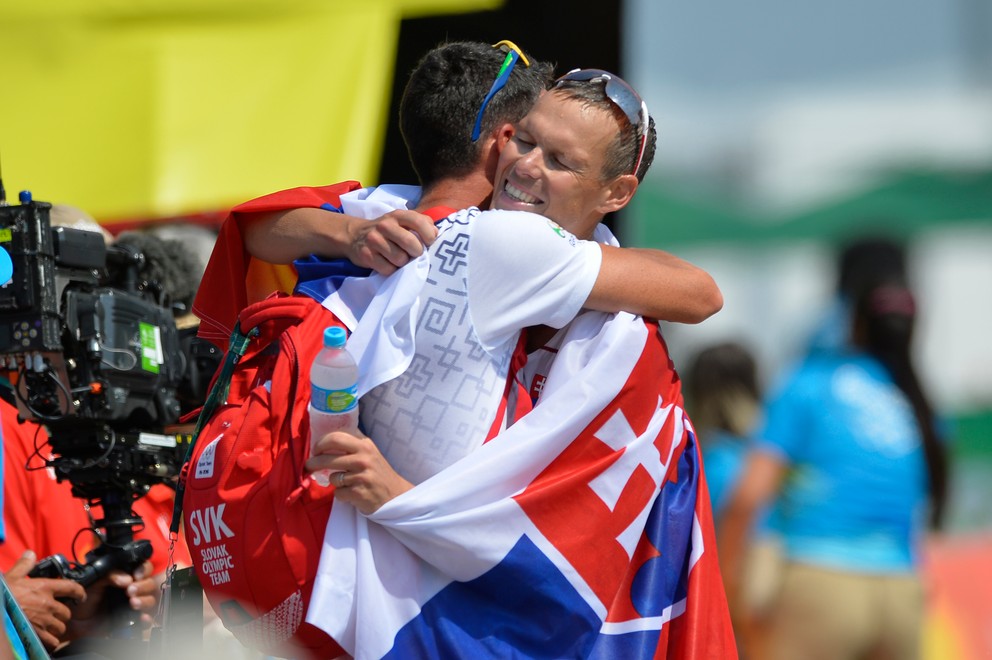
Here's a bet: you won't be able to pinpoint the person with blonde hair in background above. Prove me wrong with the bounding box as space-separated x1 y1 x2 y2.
684 341 762 513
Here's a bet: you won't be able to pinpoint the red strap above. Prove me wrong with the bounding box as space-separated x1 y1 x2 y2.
484 329 533 443
239 292 318 330
423 206 457 223
508 330 534 425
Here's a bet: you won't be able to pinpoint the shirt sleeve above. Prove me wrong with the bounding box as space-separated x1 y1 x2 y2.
465 210 602 352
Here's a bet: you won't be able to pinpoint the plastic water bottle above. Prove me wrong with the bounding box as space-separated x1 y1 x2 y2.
308 326 359 487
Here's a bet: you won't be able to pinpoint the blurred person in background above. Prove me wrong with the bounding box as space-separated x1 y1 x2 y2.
807 235 908 355
684 341 779 659
684 341 763 512
719 272 949 659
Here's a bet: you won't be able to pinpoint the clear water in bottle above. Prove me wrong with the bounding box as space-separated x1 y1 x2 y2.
308 326 359 487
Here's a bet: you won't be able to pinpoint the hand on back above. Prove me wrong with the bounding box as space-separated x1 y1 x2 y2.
347 210 438 275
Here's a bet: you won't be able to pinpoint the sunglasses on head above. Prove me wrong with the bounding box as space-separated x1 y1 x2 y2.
471 40 531 142
553 68 649 176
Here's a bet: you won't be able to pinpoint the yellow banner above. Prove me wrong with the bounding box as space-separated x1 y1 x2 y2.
0 0 500 223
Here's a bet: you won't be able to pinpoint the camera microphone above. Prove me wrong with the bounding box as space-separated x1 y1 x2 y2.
111 231 202 315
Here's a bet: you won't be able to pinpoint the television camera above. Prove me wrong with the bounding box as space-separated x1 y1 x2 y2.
0 189 196 597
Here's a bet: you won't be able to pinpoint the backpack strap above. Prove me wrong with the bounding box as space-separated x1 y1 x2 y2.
170 321 258 535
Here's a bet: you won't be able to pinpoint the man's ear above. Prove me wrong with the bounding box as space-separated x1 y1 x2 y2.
494 123 515 152
483 125 514 183
598 174 639 214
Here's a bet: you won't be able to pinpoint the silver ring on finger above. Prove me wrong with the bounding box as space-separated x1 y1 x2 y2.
335 471 347 488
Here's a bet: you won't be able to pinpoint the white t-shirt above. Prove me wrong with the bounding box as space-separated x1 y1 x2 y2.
359 207 601 484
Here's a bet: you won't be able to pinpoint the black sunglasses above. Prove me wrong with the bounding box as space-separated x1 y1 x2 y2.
553 68 649 176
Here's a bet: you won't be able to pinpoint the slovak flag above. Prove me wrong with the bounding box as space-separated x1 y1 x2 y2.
307 308 737 659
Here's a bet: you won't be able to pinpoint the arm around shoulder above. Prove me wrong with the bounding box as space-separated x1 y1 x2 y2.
242 208 353 264
585 245 723 323
242 207 437 274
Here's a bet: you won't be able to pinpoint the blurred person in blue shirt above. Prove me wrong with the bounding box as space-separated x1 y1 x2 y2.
720 274 949 660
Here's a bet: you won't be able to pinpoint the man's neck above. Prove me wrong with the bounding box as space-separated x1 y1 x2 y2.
415 172 493 213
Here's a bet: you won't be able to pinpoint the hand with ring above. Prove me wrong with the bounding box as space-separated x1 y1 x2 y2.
306 430 414 514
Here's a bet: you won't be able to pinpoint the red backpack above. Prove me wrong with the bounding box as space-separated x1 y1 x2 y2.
175 293 346 659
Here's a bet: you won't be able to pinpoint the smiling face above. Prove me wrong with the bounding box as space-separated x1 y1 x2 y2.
491 89 636 239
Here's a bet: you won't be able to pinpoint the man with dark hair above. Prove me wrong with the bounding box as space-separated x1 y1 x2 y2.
201 45 717 488
399 41 555 188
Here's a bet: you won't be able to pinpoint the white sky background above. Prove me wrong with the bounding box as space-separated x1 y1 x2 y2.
623 0 992 413
625 0 992 211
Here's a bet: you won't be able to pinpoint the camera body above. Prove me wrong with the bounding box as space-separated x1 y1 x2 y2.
0 197 184 428
28 540 153 588
0 195 188 504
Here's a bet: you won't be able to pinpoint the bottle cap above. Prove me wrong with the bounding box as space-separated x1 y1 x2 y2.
323 326 347 348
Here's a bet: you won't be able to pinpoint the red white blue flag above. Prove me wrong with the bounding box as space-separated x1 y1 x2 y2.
308 309 737 659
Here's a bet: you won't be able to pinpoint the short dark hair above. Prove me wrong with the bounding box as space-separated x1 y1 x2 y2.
399 41 553 189
550 79 657 183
